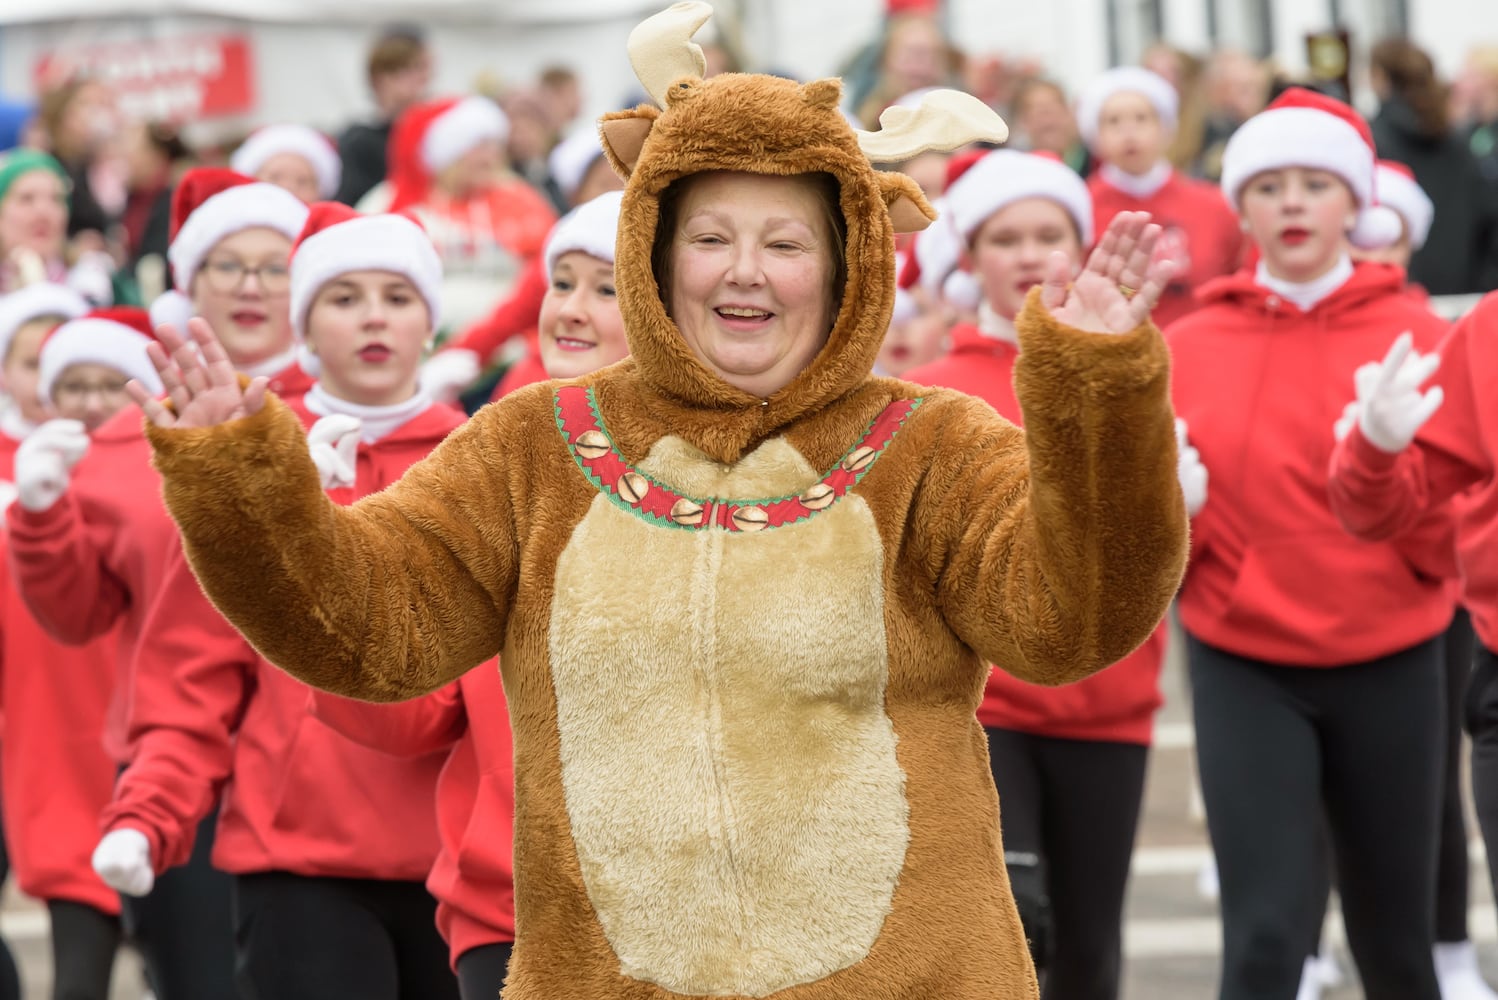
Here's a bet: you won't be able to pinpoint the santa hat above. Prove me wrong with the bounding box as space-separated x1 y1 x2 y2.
945 149 1094 246
1373 160 1434 251
1220 87 1403 250
0 282 87 363
544 190 625 277
908 201 981 311
168 168 309 293
387 96 511 212
230 124 343 200
1076 67 1179 148
148 289 195 335
548 127 610 203
37 306 163 402
288 201 444 374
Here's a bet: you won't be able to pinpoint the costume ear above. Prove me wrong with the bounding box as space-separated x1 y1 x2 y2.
600 107 660 179
878 171 937 234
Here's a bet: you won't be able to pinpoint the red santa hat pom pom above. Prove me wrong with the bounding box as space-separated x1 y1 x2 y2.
0 282 88 362
548 128 609 203
37 306 163 403
388 96 510 212
945 149 1094 247
1372 160 1433 250
544 190 625 277
168 168 309 294
230 124 343 200
1076 67 1180 148
287 201 445 376
148 290 194 336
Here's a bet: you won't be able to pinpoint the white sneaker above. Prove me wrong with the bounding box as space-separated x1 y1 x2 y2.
1195 856 1219 901
1296 957 1325 1000
1436 941 1498 1000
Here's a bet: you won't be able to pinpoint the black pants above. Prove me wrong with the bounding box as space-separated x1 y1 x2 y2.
120 809 237 999
456 942 514 1000
1190 634 1444 1000
232 872 459 1000
1465 640 1498 909
986 727 1149 1000
47 900 122 1000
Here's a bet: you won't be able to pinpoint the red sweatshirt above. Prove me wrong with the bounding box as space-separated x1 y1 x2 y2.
4 363 314 764
1329 291 1498 652
1170 263 1455 665
1088 170 1244 332
101 397 461 879
903 324 1166 744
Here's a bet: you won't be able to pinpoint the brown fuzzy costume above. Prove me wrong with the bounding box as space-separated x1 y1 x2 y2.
144 6 1187 997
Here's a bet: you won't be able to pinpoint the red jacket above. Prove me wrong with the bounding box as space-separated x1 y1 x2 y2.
1330 291 1498 653
3 363 314 764
903 324 1166 744
100 396 460 880
1170 263 1455 665
450 254 548 364
1088 170 1244 332
312 665 515 966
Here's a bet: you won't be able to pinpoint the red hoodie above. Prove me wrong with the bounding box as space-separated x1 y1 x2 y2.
903 324 1166 744
3 363 314 764
1329 291 1498 653
1169 263 1455 665
1088 170 1244 332
101 396 461 879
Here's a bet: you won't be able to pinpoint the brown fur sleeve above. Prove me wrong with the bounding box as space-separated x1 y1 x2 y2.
912 292 1187 685
145 387 545 701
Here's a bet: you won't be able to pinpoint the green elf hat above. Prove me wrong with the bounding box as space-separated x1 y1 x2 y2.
0 148 68 204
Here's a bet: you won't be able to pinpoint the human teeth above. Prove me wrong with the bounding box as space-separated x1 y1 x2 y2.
719 307 768 318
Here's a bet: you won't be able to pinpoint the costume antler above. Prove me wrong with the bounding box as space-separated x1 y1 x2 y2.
854 90 1010 163
628 1 712 108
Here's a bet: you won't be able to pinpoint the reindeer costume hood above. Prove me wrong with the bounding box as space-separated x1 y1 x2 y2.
142 5 1188 998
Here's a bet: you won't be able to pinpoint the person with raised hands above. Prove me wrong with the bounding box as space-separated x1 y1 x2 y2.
94 201 461 1000
5 167 308 1000
1167 87 1456 1000
1 306 161 1000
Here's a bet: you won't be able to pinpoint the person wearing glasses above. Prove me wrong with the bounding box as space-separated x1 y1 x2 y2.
2 306 163 1000
4 168 309 1000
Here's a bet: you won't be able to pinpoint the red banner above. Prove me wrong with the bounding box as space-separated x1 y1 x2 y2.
35 34 256 122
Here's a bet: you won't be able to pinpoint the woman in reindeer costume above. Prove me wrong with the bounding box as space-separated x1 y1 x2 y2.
127 4 1186 997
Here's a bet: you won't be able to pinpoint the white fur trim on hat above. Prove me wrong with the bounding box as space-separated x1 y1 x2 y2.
1220 107 1373 209
168 183 309 293
148 290 195 335
1077 67 1179 148
231 125 343 200
1374 164 1434 250
0 282 87 362
422 97 510 174
548 128 608 201
943 270 983 312
945 149 1094 246
914 202 962 298
890 287 918 327
289 213 444 346
38 318 163 402
544 190 624 277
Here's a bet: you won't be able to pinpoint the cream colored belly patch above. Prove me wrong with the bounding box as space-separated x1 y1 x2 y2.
548 435 909 997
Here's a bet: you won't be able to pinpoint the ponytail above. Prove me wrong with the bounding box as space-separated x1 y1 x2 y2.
1372 38 1449 138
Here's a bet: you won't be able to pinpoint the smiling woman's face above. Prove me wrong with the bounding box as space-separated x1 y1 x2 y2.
663 171 841 399
539 251 628 380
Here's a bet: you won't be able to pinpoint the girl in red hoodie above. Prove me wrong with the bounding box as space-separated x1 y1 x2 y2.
2 307 160 1000
1169 89 1454 1000
5 169 310 1000
903 150 1166 1000
309 189 628 1000
93 203 463 1000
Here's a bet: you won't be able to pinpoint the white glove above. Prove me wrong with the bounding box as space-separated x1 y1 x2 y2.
1356 332 1444 454
307 414 362 490
14 419 90 513
92 828 154 896
419 349 481 402
67 251 115 306
1333 399 1360 443
1176 418 1208 517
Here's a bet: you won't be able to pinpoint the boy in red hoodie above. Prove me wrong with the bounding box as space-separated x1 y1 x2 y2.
92 203 463 999
1079 66 1244 330
903 149 1168 1000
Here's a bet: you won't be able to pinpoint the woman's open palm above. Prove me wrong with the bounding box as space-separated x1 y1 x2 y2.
127 318 268 429
1041 211 1176 335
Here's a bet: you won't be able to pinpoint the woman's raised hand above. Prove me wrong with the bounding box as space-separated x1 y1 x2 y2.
127 318 268 429
1040 211 1176 336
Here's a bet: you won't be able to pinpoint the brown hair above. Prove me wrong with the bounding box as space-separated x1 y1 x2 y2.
367 29 428 87
651 172 848 321
539 65 578 91
37 79 92 162
1372 37 1448 137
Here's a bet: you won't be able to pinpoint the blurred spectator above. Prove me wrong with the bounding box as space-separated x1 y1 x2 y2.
1011 78 1092 177
35 79 121 242
536 66 582 134
230 124 341 203
1194 49 1269 180
1145 42 1209 171
501 89 558 192
120 121 190 270
1455 46 1498 183
1370 37 1498 293
0 150 69 293
335 25 432 206
853 14 959 128
546 127 623 214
